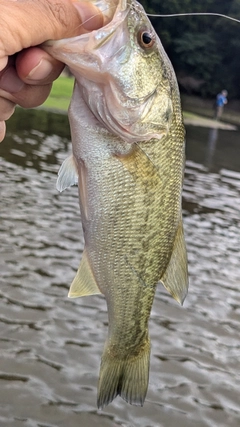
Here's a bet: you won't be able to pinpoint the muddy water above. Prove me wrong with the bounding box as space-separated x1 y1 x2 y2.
0 109 240 427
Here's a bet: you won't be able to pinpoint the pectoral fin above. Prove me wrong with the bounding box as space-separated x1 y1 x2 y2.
161 219 188 305
56 155 78 192
68 250 102 298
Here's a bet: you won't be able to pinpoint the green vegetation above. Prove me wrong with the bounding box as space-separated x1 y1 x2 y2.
43 2 240 103
42 70 240 126
42 1 240 115
140 0 240 99
44 2 240 102
43 75 74 111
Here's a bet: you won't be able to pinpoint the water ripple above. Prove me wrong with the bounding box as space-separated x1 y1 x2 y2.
1 112 240 426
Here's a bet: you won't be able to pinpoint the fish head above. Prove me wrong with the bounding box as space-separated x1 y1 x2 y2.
44 0 178 143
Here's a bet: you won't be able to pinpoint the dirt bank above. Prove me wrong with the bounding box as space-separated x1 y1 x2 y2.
183 112 237 130
181 94 240 127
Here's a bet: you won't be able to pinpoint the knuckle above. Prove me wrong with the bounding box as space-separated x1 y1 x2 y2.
16 84 52 108
0 96 15 121
40 0 69 29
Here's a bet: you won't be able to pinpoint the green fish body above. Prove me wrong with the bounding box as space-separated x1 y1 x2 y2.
44 0 188 408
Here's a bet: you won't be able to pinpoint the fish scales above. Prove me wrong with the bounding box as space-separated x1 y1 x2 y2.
44 0 188 408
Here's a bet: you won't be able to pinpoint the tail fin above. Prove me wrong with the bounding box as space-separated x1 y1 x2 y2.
97 337 150 409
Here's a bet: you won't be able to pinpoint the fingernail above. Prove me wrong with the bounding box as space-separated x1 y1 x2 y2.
0 67 24 93
73 2 104 31
27 59 53 80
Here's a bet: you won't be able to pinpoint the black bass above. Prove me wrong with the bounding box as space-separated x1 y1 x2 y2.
44 0 188 408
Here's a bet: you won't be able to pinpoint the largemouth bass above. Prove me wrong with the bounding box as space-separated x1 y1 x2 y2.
44 0 188 408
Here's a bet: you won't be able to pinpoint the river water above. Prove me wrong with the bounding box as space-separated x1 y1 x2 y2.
0 108 239 427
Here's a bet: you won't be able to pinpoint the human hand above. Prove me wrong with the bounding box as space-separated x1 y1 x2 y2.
0 0 103 142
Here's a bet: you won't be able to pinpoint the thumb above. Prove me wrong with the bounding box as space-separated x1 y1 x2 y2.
0 0 103 58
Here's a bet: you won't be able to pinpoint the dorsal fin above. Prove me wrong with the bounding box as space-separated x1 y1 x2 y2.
68 250 102 298
56 155 78 192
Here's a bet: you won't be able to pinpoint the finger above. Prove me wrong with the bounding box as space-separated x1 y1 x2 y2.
0 96 15 120
0 120 6 142
16 83 53 108
16 48 64 85
0 56 8 72
0 52 63 93
0 57 55 108
0 83 53 109
0 65 24 93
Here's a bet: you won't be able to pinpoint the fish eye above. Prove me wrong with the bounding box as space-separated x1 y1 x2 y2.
138 30 155 48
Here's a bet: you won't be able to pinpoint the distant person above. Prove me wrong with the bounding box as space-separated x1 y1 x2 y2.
214 90 228 120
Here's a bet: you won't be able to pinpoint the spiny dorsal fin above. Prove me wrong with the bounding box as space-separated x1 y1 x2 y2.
56 155 78 192
160 219 188 305
68 250 102 298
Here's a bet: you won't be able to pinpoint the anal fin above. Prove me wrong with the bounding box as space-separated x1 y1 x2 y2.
161 219 188 305
68 250 101 298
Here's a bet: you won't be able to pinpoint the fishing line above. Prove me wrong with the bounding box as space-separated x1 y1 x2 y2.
73 4 117 33
146 12 240 25
73 9 240 36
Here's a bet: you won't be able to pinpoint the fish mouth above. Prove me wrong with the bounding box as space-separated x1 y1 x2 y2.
93 0 127 23
44 0 170 143
43 0 132 91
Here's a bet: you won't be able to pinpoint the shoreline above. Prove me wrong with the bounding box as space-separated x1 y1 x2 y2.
36 104 237 131
36 75 239 131
34 75 240 130
183 112 237 130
